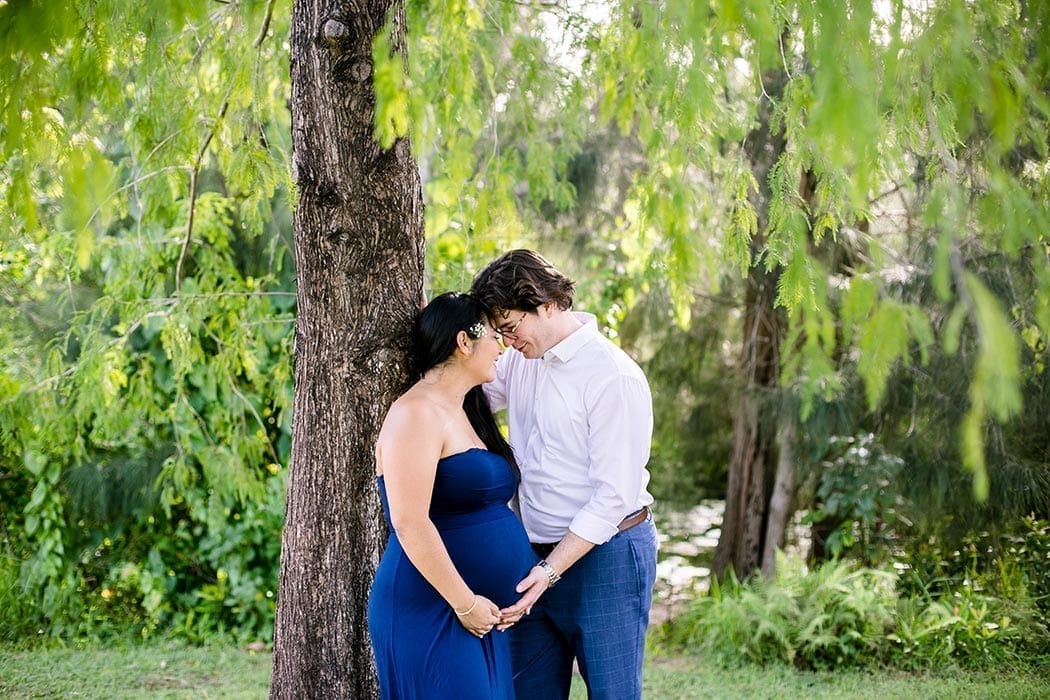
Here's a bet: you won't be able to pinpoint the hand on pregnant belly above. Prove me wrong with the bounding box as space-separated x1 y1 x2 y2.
442 514 538 608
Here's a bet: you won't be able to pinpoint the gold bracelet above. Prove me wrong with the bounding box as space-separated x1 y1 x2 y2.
454 595 478 616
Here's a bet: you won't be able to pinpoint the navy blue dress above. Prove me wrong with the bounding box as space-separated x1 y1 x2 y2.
368 448 537 699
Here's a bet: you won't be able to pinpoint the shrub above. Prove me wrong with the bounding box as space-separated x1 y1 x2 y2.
662 555 897 670
662 549 1048 672
897 516 1050 663
803 433 905 564
0 554 48 645
6 470 285 646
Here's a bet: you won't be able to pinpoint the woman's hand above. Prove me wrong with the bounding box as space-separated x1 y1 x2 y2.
454 594 501 638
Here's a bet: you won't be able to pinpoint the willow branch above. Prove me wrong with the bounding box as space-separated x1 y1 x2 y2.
254 0 276 48
175 100 229 293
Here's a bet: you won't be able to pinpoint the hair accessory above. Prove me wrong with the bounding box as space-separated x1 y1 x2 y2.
467 322 487 339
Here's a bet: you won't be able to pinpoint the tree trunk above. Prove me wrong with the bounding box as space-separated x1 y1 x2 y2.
271 1 423 698
713 267 784 579
762 415 797 578
712 65 788 581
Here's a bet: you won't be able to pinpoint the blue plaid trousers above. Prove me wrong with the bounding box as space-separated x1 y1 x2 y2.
510 517 657 700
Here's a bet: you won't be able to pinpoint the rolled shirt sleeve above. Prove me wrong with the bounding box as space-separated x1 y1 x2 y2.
569 373 653 544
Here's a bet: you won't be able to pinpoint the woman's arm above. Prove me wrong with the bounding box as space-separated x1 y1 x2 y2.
377 397 501 637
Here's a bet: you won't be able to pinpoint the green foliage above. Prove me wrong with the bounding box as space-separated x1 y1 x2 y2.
76 472 283 644
961 273 1025 498
900 517 1050 621
666 556 897 669
0 555 46 644
661 550 1049 672
876 240 1050 536
803 434 905 564
890 518 1050 669
0 0 294 642
373 28 411 149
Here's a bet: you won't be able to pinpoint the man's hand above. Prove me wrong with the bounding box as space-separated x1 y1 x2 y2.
498 566 549 620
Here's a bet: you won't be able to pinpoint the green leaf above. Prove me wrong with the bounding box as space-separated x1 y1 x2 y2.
841 275 876 348
966 273 1022 422
961 406 989 501
904 305 934 366
372 28 411 149
942 302 968 356
24 450 47 477
857 301 910 410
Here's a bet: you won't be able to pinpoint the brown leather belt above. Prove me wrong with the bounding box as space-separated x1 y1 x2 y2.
617 506 651 533
530 507 651 558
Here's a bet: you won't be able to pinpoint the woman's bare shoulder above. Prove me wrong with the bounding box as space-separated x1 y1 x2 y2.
376 390 444 465
385 389 441 426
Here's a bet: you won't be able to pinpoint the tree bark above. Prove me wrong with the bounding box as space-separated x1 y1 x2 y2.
713 266 784 579
271 1 423 698
762 415 796 578
712 65 788 581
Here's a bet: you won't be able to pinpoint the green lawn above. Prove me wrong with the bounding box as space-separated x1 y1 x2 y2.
0 644 1047 699
0 644 269 699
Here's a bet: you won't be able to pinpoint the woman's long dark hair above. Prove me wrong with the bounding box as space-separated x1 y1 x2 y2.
411 292 516 471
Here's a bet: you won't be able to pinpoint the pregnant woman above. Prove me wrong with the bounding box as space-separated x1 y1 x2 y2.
368 292 543 699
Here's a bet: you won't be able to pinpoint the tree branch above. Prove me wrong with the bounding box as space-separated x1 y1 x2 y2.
176 1 277 293
255 0 276 48
175 100 229 293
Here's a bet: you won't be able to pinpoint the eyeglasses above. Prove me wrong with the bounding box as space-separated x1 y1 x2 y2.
496 311 527 342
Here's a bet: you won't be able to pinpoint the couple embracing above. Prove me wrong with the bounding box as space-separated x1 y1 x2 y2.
368 250 657 699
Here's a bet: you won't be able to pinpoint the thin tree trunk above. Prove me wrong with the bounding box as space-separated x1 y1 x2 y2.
271 1 423 697
757 166 821 578
712 63 788 581
762 415 796 578
713 269 783 579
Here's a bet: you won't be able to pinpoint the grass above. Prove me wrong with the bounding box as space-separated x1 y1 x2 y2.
634 656 1050 699
0 643 270 699
0 643 1047 699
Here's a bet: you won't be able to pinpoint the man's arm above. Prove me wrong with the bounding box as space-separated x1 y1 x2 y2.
570 372 653 542
500 371 653 622
498 532 593 623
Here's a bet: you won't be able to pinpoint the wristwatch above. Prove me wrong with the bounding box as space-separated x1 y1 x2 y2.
536 559 561 588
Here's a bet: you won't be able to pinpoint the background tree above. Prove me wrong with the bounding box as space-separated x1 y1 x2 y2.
712 61 789 579
269 0 423 697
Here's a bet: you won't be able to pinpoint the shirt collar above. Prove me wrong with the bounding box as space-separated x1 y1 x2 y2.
545 312 599 363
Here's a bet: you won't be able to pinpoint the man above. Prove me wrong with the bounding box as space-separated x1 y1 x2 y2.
471 249 657 700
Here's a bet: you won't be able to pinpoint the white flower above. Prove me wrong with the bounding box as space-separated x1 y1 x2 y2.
467 322 487 339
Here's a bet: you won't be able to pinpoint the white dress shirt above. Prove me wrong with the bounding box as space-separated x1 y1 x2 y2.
484 312 654 545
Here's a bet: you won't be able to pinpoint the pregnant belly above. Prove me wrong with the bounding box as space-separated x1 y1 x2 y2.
440 510 537 608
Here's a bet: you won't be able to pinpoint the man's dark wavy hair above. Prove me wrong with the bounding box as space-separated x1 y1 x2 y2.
469 249 575 314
